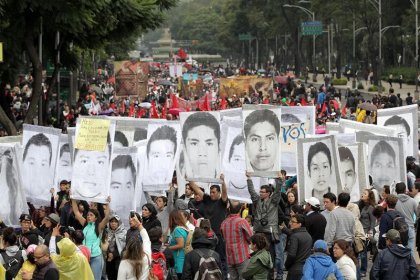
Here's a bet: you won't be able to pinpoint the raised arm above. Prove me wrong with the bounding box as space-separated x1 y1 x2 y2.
71 199 86 226
144 192 158 211
188 181 204 199
271 173 284 204
220 174 228 203
246 173 259 203
166 184 176 213
98 198 111 232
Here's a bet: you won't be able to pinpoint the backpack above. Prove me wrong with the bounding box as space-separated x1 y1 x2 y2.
151 251 167 280
1 250 24 280
391 214 409 246
193 250 222 280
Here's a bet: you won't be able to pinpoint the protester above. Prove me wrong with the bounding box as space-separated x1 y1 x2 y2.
15 245 37 280
22 245 59 280
221 200 253 279
333 239 357 280
242 233 273 280
197 219 218 250
303 197 326 244
302 240 344 280
105 215 126 280
117 214 151 280
0 227 26 280
371 229 418 280
17 214 43 250
378 194 406 250
71 198 110 280
285 214 312 280
167 210 189 278
358 189 376 276
141 203 161 233
181 228 222 279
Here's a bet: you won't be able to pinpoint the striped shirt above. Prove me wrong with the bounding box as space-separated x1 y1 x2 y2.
221 214 253 265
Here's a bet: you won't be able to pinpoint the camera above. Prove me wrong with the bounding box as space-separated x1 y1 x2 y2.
60 226 75 236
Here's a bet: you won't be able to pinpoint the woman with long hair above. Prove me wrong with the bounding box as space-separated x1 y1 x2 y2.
141 203 161 233
106 215 127 280
333 239 357 280
357 189 376 276
167 210 189 278
117 215 151 280
198 219 218 250
72 198 110 280
242 233 273 280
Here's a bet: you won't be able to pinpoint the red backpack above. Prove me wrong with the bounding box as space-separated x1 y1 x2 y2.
151 251 167 280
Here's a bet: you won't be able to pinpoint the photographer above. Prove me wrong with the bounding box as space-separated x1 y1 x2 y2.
43 214 62 253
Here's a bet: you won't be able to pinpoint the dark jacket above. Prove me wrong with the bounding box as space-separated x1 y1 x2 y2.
32 259 59 280
18 229 43 249
305 211 327 244
371 244 418 280
142 216 161 233
285 227 312 274
181 238 221 280
378 210 403 249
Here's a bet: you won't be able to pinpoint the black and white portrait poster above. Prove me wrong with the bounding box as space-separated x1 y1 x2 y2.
180 111 222 183
356 132 406 193
335 133 356 146
110 147 137 226
111 116 162 147
0 136 22 143
338 143 369 202
297 135 343 203
377 104 418 161
242 105 281 177
67 127 76 162
221 119 248 200
220 108 243 121
134 140 147 210
0 143 27 225
280 106 315 176
339 119 397 137
71 117 116 203
22 124 61 202
143 121 181 190
53 134 72 190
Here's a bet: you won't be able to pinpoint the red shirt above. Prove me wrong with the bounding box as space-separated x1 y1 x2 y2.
221 214 253 265
78 245 91 262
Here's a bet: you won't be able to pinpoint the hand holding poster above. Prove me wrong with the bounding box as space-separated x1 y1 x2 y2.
242 105 281 177
71 117 115 203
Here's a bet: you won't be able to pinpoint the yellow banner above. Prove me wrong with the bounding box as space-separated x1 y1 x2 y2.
220 77 273 98
0 43 3 63
75 118 110 151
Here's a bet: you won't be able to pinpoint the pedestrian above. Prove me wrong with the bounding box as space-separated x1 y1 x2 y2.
302 240 344 280
0 227 26 280
221 200 253 280
167 210 189 278
333 239 357 280
105 215 126 280
388 74 393 88
285 214 312 280
371 229 418 280
303 197 327 244
242 233 273 280
22 245 59 280
399 74 403 89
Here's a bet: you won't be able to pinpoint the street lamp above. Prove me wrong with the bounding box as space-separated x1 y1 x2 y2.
368 0 382 93
409 0 419 100
283 4 316 69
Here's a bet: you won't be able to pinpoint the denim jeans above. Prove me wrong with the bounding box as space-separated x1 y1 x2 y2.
228 259 250 280
408 226 415 257
90 255 104 280
274 233 286 279
359 240 368 273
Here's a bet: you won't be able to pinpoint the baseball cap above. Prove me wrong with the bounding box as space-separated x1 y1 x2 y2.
313 240 328 251
305 197 320 207
60 180 70 185
382 229 401 242
47 213 60 225
19 214 31 222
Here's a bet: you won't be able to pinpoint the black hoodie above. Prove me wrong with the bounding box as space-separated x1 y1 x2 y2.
371 244 418 280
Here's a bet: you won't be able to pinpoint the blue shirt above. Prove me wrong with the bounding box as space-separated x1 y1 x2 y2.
169 227 188 273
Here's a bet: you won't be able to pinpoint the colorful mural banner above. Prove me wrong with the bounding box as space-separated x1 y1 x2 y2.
219 76 273 98
114 61 149 99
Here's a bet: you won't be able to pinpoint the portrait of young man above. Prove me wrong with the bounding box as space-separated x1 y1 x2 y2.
382 114 412 157
243 107 281 176
338 146 360 202
54 143 72 190
143 124 179 186
181 111 221 182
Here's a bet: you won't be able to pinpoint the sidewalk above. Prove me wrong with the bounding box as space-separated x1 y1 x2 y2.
309 73 418 100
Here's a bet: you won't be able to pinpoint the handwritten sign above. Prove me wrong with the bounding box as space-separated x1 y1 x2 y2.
75 118 110 151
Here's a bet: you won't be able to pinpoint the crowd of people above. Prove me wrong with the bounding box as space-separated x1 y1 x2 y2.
0 65 419 280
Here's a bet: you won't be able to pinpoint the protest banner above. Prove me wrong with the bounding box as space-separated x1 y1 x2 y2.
242 104 281 177
75 118 111 151
280 106 315 176
297 135 343 204
377 104 418 161
220 76 273 98
114 60 149 99
21 124 61 203
339 119 397 136
54 134 72 190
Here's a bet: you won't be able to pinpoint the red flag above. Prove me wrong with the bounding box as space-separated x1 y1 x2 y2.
110 102 115 110
128 104 135 117
171 93 178 109
220 98 227 110
321 102 327 114
161 100 167 119
300 98 308 106
341 105 347 117
203 94 210 111
151 100 159 118
177 48 187 60
137 108 145 118
121 100 125 114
